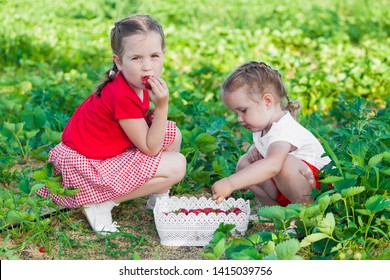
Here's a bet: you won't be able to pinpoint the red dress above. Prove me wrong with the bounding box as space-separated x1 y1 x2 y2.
37 73 176 207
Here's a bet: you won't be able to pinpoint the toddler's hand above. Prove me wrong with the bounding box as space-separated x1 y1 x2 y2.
147 76 169 109
211 177 235 204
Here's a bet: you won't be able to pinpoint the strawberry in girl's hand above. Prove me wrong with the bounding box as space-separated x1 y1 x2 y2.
142 76 152 90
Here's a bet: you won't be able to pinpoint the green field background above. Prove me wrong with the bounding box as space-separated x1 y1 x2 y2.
0 0 389 260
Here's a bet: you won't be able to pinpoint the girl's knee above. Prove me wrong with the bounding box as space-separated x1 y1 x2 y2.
175 127 182 143
170 153 186 182
173 127 182 147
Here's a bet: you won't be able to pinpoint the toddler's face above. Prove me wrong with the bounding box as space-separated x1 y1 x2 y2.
223 87 273 133
114 31 164 93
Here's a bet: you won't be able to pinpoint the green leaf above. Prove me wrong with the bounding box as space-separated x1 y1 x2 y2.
317 195 330 211
299 204 322 219
380 169 390 176
212 156 230 177
329 193 342 203
273 239 302 260
194 133 218 153
365 195 390 213
341 186 365 198
247 233 265 245
334 177 357 191
320 176 343 184
30 182 46 194
25 129 39 140
316 213 335 236
32 168 49 180
355 209 372 216
17 178 30 194
257 205 298 223
6 210 30 223
3 122 24 135
368 153 383 167
300 233 329 247
230 248 260 260
261 241 275 255
63 188 80 196
20 105 47 130
213 238 226 258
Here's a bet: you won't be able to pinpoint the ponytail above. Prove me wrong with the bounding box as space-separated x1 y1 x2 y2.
94 62 119 97
285 94 301 119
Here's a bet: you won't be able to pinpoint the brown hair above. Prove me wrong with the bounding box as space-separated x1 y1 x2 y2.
221 61 300 118
95 14 165 96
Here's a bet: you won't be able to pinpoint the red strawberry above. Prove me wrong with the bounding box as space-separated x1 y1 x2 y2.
189 209 202 215
202 207 214 214
142 76 152 90
39 247 45 253
215 209 225 214
179 208 189 215
232 207 242 215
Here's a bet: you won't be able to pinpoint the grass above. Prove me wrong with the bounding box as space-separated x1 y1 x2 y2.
1 0 389 260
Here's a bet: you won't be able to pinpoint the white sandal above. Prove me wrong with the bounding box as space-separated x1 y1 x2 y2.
146 190 169 210
83 200 120 235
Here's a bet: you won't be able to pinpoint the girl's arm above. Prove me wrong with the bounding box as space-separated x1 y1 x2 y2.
212 141 291 203
119 77 169 156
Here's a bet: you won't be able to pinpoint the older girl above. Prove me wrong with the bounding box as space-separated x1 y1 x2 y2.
37 15 186 234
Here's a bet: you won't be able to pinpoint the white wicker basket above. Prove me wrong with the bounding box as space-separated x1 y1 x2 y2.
153 196 250 246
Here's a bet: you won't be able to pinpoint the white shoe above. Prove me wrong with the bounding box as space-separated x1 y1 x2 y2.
146 190 169 210
83 200 120 235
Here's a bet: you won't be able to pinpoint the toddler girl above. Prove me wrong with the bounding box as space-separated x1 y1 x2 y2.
37 15 186 234
212 61 330 206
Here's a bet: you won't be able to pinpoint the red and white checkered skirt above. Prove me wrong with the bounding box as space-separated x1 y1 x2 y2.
36 121 177 208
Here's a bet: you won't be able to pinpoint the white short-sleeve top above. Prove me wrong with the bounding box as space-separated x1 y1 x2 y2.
253 112 331 169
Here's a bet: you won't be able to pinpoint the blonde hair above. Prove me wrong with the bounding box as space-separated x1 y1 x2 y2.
221 61 300 118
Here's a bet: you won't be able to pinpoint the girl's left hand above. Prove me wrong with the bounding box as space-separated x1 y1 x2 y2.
211 177 235 204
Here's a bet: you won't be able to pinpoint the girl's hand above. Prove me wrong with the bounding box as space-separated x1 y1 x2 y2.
147 76 169 109
211 177 235 204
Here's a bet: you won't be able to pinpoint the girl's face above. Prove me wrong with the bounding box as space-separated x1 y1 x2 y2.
223 86 275 133
114 31 164 94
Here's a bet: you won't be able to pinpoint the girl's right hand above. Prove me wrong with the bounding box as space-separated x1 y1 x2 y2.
147 76 169 109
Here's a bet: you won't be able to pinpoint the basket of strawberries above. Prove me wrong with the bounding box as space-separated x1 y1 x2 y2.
153 196 250 246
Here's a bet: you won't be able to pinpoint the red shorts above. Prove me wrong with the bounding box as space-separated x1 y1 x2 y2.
271 160 322 207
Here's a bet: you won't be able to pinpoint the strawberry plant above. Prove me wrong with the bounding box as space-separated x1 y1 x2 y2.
1 0 389 260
